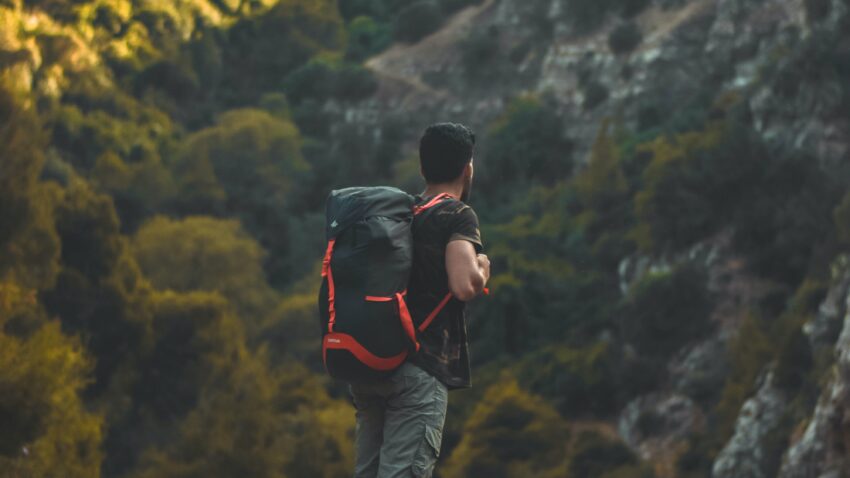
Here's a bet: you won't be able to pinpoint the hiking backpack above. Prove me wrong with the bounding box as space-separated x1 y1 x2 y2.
318 186 455 383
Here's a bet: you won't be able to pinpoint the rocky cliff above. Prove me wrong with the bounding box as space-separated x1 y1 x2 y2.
342 0 850 475
345 0 849 172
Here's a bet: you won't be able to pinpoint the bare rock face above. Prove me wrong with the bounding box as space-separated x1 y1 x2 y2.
779 264 850 477
615 229 777 470
669 337 729 401
804 261 850 349
619 392 703 474
617 229 728 296
747 0 850 171
711 369 788 478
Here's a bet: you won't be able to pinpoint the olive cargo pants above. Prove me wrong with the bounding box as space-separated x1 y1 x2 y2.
349 362 449 478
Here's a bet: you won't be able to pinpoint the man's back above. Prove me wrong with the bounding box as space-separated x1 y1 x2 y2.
408 195 482 390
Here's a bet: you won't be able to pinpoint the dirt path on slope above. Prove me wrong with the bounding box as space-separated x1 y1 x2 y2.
364 0 498 101
637 0 714 50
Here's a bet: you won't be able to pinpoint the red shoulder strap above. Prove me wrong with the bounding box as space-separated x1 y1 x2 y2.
413 192 454 216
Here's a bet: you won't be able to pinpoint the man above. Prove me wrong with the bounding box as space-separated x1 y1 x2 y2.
348 122 490 478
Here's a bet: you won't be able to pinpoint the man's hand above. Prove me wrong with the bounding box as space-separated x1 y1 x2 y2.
446 241 489 301
477 254 490 283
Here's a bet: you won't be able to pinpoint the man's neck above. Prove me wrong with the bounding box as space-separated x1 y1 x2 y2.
422 183 462 200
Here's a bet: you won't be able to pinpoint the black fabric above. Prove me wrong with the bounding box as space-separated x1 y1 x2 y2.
408 195 483 390
325 186 415 239
318 187 416 382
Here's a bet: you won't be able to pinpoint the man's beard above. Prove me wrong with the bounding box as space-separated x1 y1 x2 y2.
460 175 473 203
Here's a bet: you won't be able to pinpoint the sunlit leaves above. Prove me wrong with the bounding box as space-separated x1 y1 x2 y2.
132 215 279 330
441 375 570 478
0 320 103 477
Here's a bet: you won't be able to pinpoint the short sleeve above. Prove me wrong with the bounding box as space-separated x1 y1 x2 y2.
447 204 483 253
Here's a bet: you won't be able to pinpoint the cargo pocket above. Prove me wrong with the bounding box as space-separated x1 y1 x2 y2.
411 423 442 478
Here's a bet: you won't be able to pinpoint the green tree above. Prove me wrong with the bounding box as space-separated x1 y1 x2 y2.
574 120 635 267
567 431 654 478
441 375 570 478
131 294 354 478
346 15 391 61
41 182 154 402
621 265 714 359
222 0 345 105
257 270 323 368
0 88 61 290
732 153 842 283
283 58 378 104
393 1 444 43
516 342 621 417
0 282 103 477
131 215 279 331
608 22 642 54
171 108 309 286
632 120 763 252
480 96 573 200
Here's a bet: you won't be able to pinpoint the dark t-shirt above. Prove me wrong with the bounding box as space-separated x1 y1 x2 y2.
407 194 483 390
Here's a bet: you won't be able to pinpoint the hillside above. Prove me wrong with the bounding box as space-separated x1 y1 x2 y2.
1 0 850 476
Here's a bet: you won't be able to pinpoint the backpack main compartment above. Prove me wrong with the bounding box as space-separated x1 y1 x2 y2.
318 186 417 382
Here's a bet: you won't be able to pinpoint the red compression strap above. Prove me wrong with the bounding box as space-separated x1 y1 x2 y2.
418 292 453 332
322 240 336 333
413 192 453 215
396 293 420 352
365 290 407 302
323 333 408 371
321 239 335 277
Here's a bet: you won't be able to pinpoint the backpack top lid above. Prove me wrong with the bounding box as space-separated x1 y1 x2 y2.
325 186 415 239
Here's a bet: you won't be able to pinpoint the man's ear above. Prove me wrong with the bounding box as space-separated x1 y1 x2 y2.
465 161 473 179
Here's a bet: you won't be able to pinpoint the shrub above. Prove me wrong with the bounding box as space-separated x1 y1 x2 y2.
481 96 573 194
568 431 653 478
440 0 485 14
22 0 83 22
292 99 332 137
563 0 613 33
608 22 642 54
334 63 379 99
346 15 392 61
131 216 280 326
516 342 621 417
583 81 609 110
339 0 402 21
622 264 714 358
732 154 842 283
773 326 813 392
134 60 200 99
222 0 345 105
833 190 850 244
713 311 774 441
171 109 309 285
283 60 336 102
619 0 651 17
804 0 830 22
283 59 378 103
440 376 570 478
633 121 764 252
676 433 716 477
393 1 444 43
461 25 501 82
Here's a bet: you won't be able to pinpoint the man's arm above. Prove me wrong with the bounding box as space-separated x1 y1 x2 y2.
446 240 490 301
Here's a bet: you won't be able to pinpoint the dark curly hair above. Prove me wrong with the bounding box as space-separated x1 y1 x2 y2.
419 122 475 184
